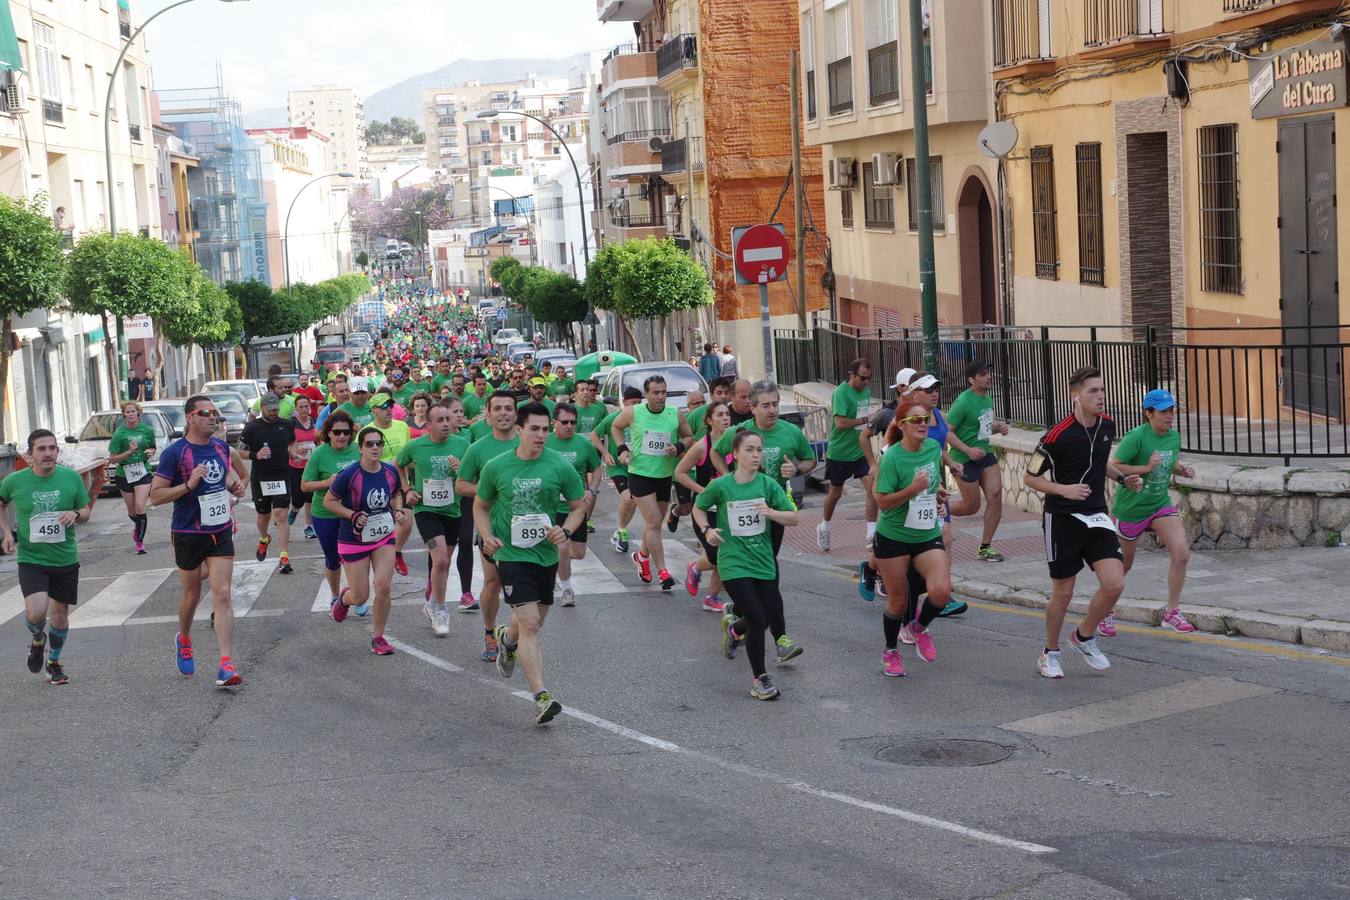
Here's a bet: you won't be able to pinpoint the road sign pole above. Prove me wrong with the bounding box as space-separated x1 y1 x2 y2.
909 0 939 373
759 281 775 383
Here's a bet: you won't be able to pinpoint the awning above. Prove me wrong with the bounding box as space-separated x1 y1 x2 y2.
0 3 23 73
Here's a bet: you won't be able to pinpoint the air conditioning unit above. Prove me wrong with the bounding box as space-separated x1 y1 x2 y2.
828 156 856 190
0 69 21 115
647 135 664 153
872 152 902 186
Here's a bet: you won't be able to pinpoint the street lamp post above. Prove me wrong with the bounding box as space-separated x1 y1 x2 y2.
473 183 537 340
284 172 355 296
103 0 249 390
475 109 597 349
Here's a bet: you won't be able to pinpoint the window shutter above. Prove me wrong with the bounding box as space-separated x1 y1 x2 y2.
828 3 851 63
1037 0 1052 57
1137 0 1163 33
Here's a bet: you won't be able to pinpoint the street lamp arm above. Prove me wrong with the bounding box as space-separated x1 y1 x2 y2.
285 172 353 295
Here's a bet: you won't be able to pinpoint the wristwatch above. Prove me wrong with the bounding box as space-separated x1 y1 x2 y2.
1115 473 1126 485
561 527 574 540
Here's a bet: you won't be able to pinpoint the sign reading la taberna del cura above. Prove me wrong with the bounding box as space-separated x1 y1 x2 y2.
1248 35 1350 120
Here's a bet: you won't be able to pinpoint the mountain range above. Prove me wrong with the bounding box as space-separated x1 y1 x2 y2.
242 55 592 130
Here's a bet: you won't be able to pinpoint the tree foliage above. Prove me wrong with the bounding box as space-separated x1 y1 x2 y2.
351 185 453 247
366 116 424 146
355 250 369 269
585 238 711 319
0 195 66 443
227 274 371 342
65 232 195 321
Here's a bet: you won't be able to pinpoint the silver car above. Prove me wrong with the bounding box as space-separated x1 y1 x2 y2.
598 362 708 411
66 408 179 496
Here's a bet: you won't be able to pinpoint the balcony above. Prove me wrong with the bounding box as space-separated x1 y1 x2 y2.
601 42 658 97
604 133 663 175
1082 0 1166 53
660 136 704 176
129 124 142 142
607 127 670 146
119 19 132 39
605 210 667 243
597 0 654 23
992 0 1056 72
1222 0 1340 18
656 35 698 83
42 99 63 125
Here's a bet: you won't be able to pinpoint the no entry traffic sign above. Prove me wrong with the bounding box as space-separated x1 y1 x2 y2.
732 224 790 286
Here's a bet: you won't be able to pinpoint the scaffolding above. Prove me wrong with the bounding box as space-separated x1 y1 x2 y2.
157 68 270 286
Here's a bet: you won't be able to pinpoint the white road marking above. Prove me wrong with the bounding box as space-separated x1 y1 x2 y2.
126 609 287 626
209 560 275 619
1001 675 1280 738
0 585 27 628
389 638 1056 856
69 569 176 629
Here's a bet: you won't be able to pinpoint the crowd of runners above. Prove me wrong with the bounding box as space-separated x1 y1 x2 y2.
2 282 1202 718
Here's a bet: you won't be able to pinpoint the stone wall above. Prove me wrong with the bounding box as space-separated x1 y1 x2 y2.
993 427 1350 550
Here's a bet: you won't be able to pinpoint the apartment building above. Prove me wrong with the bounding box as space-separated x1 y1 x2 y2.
802 0 1001 330
287 85 369 178
0 0 165 434
995 0 1350 419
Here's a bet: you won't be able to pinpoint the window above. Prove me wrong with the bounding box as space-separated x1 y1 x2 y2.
802 11 817 121
862 162 894 228
84 64 96 112
905 156 946 231
1031 145 1059 279
124 66 141 140
841 184 854 228
1198 123 1241 294
33 22 62 123
865 0 899 106
62 57 74 106
1075 143 1104 286
826 1 853 115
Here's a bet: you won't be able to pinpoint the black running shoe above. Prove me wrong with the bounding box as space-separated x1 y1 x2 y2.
46 660 69 685
26 635 46 674
667 509 679 533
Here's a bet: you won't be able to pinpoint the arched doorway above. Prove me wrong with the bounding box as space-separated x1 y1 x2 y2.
957 174 999 325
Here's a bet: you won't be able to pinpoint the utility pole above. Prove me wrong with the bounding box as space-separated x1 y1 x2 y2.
790 50 807 331
908 0 939 373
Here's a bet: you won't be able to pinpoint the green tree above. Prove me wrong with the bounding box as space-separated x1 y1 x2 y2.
355 250 369 269
490 255 521 293
226 279 280 344
0 195 65 443
66 232 195 401
584 239 711 360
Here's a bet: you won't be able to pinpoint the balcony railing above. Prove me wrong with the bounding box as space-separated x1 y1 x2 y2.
610 211 663 228
660 136 704 174
119 19 132 39
1083 0 1164 47
607 127 671 146
657 35 698 80
129 124 142 142
1222 0 1282 11
42 99 63 124
827 58 853 115
602 41 658 65
992 0 1054 67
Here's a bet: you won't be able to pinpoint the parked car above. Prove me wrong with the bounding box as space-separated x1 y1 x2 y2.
140 400 188 438
66 408 179 496
506 342 536 364
204 392 249 442
204 379 262 406
598 361 708 411
535 348 578 373
493 328 523 348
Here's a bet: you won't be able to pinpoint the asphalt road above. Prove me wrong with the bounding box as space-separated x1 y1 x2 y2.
2 485 1349 899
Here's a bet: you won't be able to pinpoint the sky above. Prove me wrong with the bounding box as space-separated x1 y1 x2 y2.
142 0 632 113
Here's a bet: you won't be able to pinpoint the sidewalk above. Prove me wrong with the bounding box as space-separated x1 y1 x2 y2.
779 487 1350 652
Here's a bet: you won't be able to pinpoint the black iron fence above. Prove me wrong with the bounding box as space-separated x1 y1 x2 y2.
657 35 698 80
774 323 1350 459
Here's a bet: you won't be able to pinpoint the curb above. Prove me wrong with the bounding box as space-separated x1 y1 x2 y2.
950 576 1350 652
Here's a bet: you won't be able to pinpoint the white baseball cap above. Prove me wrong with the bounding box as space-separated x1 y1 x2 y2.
890 368 917 390
910 373 940 390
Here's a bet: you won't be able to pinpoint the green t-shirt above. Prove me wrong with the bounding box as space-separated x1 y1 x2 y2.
827 381 871 462
373 418 410 463
393 384 417 407
461 391 487 421
1111 424 1182 523
396 433 471 518
574 402 607 436
713 419 814 488
628 402 681 478
0 466 90 567
468 419 497 443
549 378 575 399
545 433 600 513
108 423 156 479
301 442 360 519
596 410 630 478
476 449 585 567
432 374 454 394
695 472 793 582
517 396 556 420
458 432 522 486
252 394 297 418
336 401 376 429
875 438 944 544
946 388 995 465
686 404 710 438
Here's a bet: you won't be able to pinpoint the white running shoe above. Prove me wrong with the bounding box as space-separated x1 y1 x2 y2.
1068 630 1112 670
422 600 436 631
816 522 831 552
1037 650 1064 679
898 624 917 646
560 587 576 607
432 604 450 637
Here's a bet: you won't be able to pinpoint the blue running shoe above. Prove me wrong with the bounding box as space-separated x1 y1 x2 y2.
215 661 242 687
354 603 372 617
175 633 195 677
857 561 877 602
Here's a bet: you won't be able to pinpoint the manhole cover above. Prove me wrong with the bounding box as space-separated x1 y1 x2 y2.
874 739 1014 768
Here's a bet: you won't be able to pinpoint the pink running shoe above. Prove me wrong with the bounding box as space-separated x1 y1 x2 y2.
370 635 395 656
701 595 726 613
458 592 479 612
912 624 937 663
1097 613 1118 638
330 587 350 623
898 623 917 646
632 551 652 584
685 560 702 597
1161 608 1196 633
882 648 906 677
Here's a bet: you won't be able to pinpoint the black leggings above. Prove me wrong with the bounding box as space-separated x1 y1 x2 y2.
724 577 785 679
456 495 475 594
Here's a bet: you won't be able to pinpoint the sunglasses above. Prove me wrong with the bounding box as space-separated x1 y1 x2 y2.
556 419 577 426
362 440 385 448
897 415 928 425
192 409 219 418
330 429 353 436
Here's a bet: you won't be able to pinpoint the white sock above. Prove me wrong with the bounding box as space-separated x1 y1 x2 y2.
819 521 831 531
866 522 876 539
559 578 573 591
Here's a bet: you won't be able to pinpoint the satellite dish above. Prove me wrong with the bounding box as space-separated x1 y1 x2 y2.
977 121 1019 159
647 135 665 153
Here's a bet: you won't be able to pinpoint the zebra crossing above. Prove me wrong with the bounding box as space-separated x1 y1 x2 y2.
0 537 702 630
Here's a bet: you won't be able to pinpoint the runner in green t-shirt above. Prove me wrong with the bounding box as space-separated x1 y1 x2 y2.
591 388 643 554
0 429 94 685
1109 389 1196 635
544 402 603 608
871 401 955 677
819 359 875 553
474 401 586 726
945 361 1010 562
396 402 471 636
456 391 523 662
108 401 157 553
693 429 800 702
462 375 490 422
571 379 607 436
687 376 732 438
336 377 377 428
301 411 361 609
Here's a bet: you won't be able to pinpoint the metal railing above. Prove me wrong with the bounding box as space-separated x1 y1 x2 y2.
609 211 664 229
603 41 658 65
1083 0 1165 47
773 322 1350 459
992 0 1053 67
42 99 63 124
1223 0 1282 11
657 35 698 80
129 124 142 142
607 127 671 146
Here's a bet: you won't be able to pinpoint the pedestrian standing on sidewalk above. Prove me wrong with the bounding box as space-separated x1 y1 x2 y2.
719 344 739 380
1023 367 1135 679
699 343 724 384
946 361 1010 562
818 359 877 552
1108 388 1196 636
